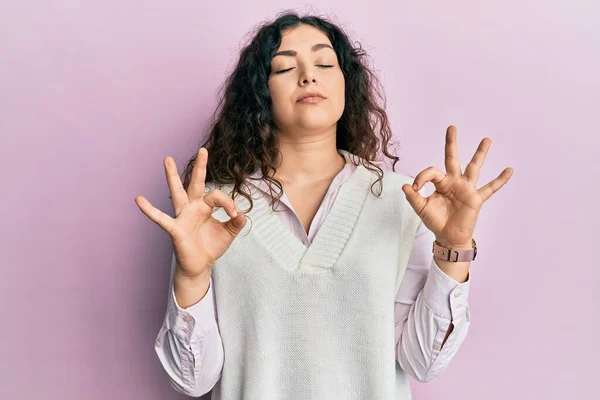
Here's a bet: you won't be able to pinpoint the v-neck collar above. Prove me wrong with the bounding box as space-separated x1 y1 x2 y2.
237 162 375 275
249 161 356 246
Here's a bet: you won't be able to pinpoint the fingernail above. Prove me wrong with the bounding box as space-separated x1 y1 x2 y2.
413 184 418 190
232 210 238 217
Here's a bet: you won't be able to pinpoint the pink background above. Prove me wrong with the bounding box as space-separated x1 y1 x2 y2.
1 1 598 399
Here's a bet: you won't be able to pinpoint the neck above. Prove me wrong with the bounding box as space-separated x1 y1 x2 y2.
270 126 346 184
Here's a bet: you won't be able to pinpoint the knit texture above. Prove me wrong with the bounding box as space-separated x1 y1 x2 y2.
207 163 423 399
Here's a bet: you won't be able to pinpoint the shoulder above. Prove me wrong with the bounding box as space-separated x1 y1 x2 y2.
364 165 424 196
203 181 233 196
360 165 430 209
380 167 414 187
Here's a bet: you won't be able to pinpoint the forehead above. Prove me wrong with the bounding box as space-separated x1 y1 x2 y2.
277 24 332 50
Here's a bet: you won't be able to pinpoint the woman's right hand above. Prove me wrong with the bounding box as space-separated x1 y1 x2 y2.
134 147 247 280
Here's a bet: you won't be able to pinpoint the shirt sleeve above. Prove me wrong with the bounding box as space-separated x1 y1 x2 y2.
394 220 472 382
154 252 224 397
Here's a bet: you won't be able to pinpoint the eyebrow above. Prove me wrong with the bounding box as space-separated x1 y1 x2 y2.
273 43 334 58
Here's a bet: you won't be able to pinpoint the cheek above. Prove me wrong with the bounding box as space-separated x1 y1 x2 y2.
267 81 291 122
268 81 282 107
333 74 346 109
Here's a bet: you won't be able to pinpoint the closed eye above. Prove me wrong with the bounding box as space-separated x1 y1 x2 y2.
275 65 334 74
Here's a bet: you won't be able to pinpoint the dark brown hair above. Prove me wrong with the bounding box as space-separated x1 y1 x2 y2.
181 10 401 213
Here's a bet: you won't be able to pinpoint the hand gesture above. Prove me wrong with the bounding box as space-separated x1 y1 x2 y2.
402 125 514 248
134 148 247 279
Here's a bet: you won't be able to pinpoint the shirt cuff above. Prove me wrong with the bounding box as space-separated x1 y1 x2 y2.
422 257 471 321
166 276 218 343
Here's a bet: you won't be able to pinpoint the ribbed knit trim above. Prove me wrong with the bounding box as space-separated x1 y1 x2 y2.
236 163 375 275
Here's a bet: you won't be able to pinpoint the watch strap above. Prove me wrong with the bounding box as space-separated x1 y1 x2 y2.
432 238 477 262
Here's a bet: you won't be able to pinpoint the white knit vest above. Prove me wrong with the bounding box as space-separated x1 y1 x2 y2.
207 163 422 399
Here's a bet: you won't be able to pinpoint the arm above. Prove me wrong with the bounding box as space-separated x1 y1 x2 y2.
394 221 471 382
154 253 224 397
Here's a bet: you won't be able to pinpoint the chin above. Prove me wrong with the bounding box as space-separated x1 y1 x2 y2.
296 112 339 127
296 119 336 131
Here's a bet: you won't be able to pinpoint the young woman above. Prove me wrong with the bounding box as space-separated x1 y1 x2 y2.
135 11 512 400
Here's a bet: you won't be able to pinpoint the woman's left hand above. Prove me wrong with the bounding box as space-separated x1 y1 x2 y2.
401 125 514 249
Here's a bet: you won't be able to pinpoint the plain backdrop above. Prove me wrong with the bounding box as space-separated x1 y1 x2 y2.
1 1 598 399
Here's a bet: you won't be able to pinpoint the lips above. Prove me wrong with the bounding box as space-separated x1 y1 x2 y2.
297 92 326 102
298 96 325 104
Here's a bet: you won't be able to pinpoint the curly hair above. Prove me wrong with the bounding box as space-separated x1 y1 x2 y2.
181 10 401 213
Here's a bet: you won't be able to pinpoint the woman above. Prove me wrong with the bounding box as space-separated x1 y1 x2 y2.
135 11 512 400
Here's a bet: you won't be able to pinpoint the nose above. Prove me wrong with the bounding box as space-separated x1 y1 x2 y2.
299 69 317 86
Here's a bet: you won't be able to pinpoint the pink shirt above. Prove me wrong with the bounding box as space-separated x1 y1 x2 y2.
155 152 472 396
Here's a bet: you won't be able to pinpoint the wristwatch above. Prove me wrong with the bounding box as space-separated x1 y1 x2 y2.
432 238 477 262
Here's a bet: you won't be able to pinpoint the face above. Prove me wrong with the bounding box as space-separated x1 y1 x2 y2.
268 24 345 136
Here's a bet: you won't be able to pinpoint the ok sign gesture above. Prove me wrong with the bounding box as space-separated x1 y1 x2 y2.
134 148 247 279
402 125 514 248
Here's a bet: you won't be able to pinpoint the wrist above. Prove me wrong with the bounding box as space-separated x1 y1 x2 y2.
432 237 477 270
173 271 211 309
174 267 211 286
434 237 474 250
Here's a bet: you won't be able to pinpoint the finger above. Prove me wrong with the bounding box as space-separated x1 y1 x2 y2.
477 168 514 202
134 195 176 234
464 137 491 185
221 208 247 236
412 166 446 192
164 156 189 217
187 147 208 202
402 183 428 217
445 125 462 176
202 189 238 219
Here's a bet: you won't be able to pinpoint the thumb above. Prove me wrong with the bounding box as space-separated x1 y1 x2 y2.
402 184 427 216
